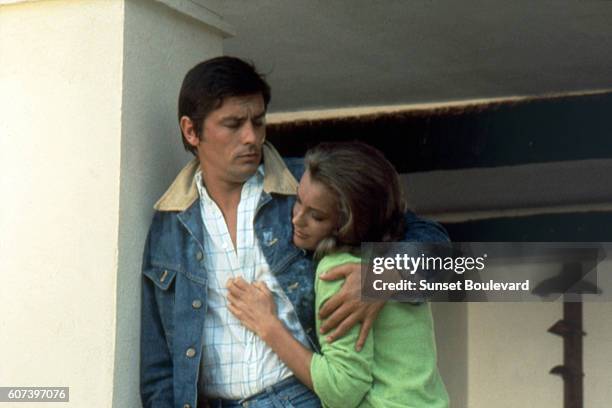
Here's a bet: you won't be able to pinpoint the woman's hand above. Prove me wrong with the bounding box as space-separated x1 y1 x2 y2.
226 277 280 338
227 277 315 390
318 262 385 351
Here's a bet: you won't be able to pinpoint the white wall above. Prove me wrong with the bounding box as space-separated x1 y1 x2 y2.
583 302 612 408
0 1 124 406
433 261 611 408
464 301 611 408
466 303 563 407
432 303 468 408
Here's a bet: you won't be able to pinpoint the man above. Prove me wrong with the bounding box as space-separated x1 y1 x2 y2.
140 56 449 408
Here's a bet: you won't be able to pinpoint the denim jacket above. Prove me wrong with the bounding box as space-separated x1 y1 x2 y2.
140 143 449 408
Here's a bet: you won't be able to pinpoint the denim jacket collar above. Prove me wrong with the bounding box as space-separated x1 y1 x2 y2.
154 142 298 212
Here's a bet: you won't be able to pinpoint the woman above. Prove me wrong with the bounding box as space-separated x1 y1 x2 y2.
227 142 449 408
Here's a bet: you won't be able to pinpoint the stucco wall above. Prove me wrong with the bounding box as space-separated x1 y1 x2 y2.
0 1 124 406
431 303 468 408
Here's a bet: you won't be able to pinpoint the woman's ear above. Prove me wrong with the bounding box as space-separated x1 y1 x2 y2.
180 116 201 148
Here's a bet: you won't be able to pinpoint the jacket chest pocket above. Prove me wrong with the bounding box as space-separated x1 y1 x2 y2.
143 267 178 349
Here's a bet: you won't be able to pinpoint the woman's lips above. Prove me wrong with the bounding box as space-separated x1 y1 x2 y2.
294 230 308 240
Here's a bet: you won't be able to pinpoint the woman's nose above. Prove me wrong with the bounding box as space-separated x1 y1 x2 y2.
292 210 305 227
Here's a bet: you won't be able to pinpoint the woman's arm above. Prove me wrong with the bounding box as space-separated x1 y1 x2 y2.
226 278 315 389
317 212 449 347
310 257 374 408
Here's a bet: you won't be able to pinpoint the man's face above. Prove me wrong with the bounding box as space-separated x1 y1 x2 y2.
194 94 266 185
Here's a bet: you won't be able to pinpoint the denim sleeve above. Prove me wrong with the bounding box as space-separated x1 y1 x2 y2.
400 211 451 301
402 210 450 243
140 226 174 408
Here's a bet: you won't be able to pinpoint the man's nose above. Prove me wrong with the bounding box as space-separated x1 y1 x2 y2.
241 121 260 144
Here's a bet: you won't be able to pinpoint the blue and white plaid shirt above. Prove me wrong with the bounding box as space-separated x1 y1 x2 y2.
195 166 310 399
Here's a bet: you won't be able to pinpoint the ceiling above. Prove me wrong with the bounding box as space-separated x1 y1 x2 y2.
219 0 612 113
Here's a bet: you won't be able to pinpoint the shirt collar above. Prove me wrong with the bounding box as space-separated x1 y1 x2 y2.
154 142 296 212
194 165 264 207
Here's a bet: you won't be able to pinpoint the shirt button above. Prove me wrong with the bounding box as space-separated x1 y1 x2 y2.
192 299 202 309
196 251 203 261
183 404 191 408
185 348 196 358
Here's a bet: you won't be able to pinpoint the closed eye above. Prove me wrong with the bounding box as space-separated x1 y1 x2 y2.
311 214 324 222
225 121 242 129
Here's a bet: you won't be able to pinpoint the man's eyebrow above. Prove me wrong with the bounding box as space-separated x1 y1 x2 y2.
219 115 246 124
253 111 266 120
219 111 266 123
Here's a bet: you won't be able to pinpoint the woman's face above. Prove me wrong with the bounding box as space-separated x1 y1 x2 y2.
292 170 340 251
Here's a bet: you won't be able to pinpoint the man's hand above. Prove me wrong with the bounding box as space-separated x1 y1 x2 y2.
319 262 385 351
226 277 280 338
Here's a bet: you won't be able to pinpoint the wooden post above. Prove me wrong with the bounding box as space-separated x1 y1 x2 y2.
548 300 585 408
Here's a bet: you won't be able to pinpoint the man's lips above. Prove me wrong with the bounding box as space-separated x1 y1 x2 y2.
236 152 260 160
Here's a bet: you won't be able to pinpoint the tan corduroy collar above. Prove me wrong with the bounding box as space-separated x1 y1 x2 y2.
154 142 298 211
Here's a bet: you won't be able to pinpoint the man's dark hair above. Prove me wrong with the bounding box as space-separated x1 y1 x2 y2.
178 56 271 155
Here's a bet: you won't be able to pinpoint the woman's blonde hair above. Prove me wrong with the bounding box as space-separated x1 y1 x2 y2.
304 142 407 260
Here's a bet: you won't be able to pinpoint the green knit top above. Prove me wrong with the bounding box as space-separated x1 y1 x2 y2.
310 253 449 408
